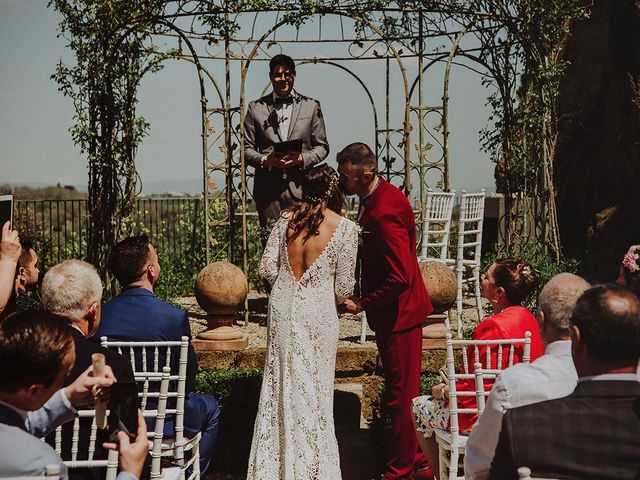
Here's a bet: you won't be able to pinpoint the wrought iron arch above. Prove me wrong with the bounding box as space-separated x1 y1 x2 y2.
232 10 417 278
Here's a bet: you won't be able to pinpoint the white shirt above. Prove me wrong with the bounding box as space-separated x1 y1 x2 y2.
260 91 295 168
464 340 578 480
272 91 294 141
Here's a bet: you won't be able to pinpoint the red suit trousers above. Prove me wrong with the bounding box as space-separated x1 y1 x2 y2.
376 324 425 479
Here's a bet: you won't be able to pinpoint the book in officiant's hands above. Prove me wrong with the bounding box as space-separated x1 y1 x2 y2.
274 139 302 156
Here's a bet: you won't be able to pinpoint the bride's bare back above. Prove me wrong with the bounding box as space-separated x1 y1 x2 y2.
286 209 343 281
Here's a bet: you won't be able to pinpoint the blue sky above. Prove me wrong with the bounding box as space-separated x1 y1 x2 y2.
0 1 495 195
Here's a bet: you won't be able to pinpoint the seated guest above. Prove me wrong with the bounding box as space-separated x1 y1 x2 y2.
617 244 640 296
41 260 135 388
0 221 21 316
411 259 544 475
41 260 135 480
464 273 590 480
0 310 148 479
95 235 220 476
2 312 121 441
14 236 41 311
489 283 640 479
1 235 41 318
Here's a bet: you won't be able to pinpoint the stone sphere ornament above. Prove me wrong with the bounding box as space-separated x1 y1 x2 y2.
419 260 458 349
195 261 248 315
419 260 457 314
193 261 248 351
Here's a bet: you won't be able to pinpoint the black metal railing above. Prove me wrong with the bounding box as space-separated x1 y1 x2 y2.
13 198 203 268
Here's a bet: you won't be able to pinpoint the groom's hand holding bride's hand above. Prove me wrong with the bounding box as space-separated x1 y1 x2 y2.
341 296 363 314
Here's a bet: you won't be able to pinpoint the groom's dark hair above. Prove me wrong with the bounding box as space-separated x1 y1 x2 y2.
336 142 377 172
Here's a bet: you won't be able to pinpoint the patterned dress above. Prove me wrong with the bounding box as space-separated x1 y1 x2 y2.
413 306 544 436
246 214 359 480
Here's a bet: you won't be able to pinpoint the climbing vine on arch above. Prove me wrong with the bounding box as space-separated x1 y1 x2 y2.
50 0 170 283
472 0 589 260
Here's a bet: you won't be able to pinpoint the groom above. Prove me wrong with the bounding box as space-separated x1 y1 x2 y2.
338 142 433 480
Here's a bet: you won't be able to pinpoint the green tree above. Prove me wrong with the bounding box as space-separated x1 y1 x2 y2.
50 0 169 280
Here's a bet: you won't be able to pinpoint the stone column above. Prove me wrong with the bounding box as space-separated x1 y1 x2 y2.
192 261 249 351
419 261 457 349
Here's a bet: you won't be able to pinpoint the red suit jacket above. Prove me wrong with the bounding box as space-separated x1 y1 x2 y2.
359 177 433 333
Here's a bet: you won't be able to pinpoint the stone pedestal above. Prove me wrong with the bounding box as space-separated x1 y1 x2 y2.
419 261 457 350
193 261 248 351
192 316 248 351
422 314 449 349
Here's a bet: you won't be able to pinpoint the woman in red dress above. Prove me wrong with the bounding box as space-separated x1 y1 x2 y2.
411 259 545 475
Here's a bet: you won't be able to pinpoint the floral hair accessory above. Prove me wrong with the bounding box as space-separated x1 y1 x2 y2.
622 245 640 273
303 171 338 204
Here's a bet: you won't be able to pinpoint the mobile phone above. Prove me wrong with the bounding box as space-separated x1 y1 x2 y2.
0 195 13 239
106 382 139 443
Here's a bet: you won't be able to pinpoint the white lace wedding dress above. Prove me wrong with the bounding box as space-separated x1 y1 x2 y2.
246 214 359 480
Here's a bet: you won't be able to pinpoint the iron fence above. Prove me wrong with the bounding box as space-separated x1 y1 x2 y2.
13 198 204 268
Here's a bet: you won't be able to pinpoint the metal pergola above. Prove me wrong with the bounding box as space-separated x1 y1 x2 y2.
116 2 499 274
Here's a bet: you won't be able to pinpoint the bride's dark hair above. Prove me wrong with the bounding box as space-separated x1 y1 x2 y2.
287 164 345 244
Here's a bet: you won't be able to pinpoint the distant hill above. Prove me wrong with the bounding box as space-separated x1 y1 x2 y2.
0 183 87 200
0 177 210 198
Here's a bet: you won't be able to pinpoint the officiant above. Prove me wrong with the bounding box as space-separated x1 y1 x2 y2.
243 54 330 239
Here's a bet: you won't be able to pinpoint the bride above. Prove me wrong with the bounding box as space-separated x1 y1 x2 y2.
246 164 359 480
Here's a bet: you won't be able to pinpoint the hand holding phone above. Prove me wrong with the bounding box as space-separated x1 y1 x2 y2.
0 195 13 239
103 410 148 480
105 382 140 443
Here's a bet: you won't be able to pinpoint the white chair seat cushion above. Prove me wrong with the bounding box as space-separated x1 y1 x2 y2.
434 427 468 450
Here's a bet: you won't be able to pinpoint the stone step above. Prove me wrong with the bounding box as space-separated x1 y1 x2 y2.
196 346 448 376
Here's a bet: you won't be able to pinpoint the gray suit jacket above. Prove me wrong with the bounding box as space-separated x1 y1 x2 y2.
0 421 69 478
243 91 329 222
0 399 136 480
489 380 640 480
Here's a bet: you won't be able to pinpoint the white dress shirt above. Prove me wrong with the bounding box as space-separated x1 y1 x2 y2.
273 91 293 141
464 340 578 480
259 91 295 168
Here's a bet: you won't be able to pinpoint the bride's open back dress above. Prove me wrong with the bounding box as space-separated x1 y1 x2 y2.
246 214 359 480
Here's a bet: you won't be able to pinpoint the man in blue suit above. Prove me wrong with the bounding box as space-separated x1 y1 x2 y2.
95 235 220 476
